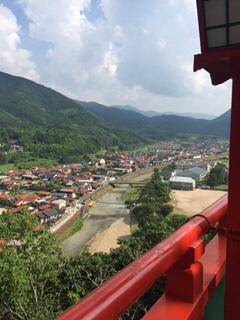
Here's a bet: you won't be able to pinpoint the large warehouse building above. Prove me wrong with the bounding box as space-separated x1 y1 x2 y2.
175 166 208 181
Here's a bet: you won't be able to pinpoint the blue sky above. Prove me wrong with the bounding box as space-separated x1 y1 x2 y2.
0 0 231 116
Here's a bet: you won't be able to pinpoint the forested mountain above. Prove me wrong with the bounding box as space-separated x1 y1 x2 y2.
0 72 147 163
0 70 230 165
77 101 231 139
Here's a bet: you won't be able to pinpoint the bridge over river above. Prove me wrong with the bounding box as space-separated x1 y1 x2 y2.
109 181 147 188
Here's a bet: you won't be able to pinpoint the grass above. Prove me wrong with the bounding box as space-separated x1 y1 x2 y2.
0 164 17 172
121 187 141 203
0 159 58 172
57 218 84 242
18 159 59 169
213 185 228 191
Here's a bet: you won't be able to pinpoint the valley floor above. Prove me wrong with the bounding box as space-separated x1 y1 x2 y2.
88 189 227 254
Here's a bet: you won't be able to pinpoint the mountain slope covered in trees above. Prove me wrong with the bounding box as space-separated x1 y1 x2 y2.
0 70 230 165
78 101 231 139
0 72 147 163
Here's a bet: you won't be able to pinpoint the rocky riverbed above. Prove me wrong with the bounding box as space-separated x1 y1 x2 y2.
60 183 227 257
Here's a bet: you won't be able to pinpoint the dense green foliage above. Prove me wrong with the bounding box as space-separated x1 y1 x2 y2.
0 198 13 208
0 72 147 164
58 213 188 320
0 170 187 319
0 211 64 320
0 214 182 319
205 163 228 187
134 168 173 219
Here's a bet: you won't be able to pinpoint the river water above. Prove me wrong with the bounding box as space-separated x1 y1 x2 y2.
60 172 152 257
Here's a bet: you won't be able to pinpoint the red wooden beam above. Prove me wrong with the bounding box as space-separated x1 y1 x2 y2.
142 235 226 320
56 195 227 320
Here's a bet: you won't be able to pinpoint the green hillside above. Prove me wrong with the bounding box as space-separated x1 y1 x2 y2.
79 101 230 139
0 72 147 164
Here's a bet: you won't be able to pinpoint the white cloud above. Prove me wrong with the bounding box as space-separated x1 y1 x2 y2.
0 0 231 116
0 4 38 80
98 44 117 76
16 0 91 41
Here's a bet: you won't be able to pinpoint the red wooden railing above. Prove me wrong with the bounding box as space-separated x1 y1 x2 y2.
56 194 228 320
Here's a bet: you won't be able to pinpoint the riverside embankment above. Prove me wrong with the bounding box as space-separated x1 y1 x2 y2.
60 166 157 257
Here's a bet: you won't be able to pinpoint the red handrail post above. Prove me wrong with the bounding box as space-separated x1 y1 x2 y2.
165 239 204 303
224 59 240 320
55 196 227 320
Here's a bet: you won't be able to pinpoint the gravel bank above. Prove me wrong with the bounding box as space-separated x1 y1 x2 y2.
88 189 227 254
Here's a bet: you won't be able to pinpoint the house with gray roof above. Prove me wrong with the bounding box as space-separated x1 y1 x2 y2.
36 209 60 225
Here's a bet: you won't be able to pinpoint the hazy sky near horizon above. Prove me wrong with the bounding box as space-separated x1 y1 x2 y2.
0 0 232 117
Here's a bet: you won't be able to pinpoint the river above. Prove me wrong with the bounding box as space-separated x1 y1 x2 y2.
60 172 152 257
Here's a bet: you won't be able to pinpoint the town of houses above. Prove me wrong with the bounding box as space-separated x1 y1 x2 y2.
0 139 229 227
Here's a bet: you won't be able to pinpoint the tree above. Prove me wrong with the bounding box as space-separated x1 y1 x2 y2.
138 180 171 206
0 210 65 320
133 203 157 220
152 167 161 180
59 252 116 311
165 213 188 230
0 152 7 165
158 204 174 216
0 198 13 208
206 163 227 187
137 181 156 203
46 182 60 192
160 162 176 178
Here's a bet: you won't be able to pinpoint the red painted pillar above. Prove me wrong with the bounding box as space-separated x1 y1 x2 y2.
224 59 240 319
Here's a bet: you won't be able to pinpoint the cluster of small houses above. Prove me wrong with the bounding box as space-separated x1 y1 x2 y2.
0 147 228 226
0 152 157 226
0 171 116 226
0 185 87 226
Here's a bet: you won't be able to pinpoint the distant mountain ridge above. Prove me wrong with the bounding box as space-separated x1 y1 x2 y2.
77 100 231 139
109 104 216 120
